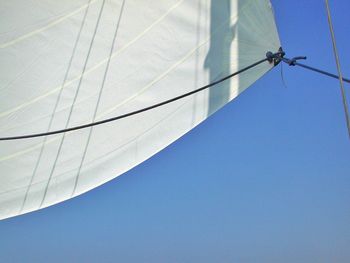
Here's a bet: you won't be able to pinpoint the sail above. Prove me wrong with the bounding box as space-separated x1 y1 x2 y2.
0 0 280 220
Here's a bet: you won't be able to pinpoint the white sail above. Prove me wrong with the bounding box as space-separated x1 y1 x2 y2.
0 0 280 220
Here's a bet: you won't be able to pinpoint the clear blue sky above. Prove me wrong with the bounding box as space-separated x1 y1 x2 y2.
1 1 349 262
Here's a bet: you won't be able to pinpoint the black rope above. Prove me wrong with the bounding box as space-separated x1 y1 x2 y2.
3 49 347 142
0 54 276 141
282 57 350 84
267 48 350 139
266 49 350 84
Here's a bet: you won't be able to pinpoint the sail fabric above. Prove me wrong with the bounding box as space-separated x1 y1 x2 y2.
0 0 280 220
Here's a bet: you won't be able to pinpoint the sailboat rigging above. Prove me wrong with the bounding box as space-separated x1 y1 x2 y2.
0 0 348 220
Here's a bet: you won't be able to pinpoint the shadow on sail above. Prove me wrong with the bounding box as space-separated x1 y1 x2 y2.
205 0 236 116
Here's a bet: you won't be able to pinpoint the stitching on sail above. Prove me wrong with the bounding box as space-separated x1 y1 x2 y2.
0 0 185 119
72 0 127 197
0 0 254 162
19 0 95 214
38 0 108 208
0 0 100 49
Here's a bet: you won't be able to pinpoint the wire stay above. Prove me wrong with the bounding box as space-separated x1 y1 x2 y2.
266 49 350 84
325 0 350 139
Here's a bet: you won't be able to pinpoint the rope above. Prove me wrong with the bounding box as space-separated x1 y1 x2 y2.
267 49 350 84
0 55 274 141
281 58 350 84
325 0 350 139
280 62 288 89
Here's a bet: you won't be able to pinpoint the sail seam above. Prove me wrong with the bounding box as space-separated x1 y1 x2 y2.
72 0 127 196
39 0 107 208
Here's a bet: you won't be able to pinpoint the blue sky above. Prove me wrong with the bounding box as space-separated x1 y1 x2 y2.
1 1 349 262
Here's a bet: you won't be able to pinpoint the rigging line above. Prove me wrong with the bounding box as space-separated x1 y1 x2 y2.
325 0 350 139
281 58 350 84
0 6 250 160
280 62 288 89
39 0 107 208
0 54 278 141
19 0 93 214
72 0 126 196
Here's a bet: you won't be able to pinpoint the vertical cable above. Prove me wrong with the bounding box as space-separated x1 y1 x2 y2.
325 0 350 139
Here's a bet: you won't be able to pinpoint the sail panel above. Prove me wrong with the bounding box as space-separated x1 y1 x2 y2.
0 0 280 220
